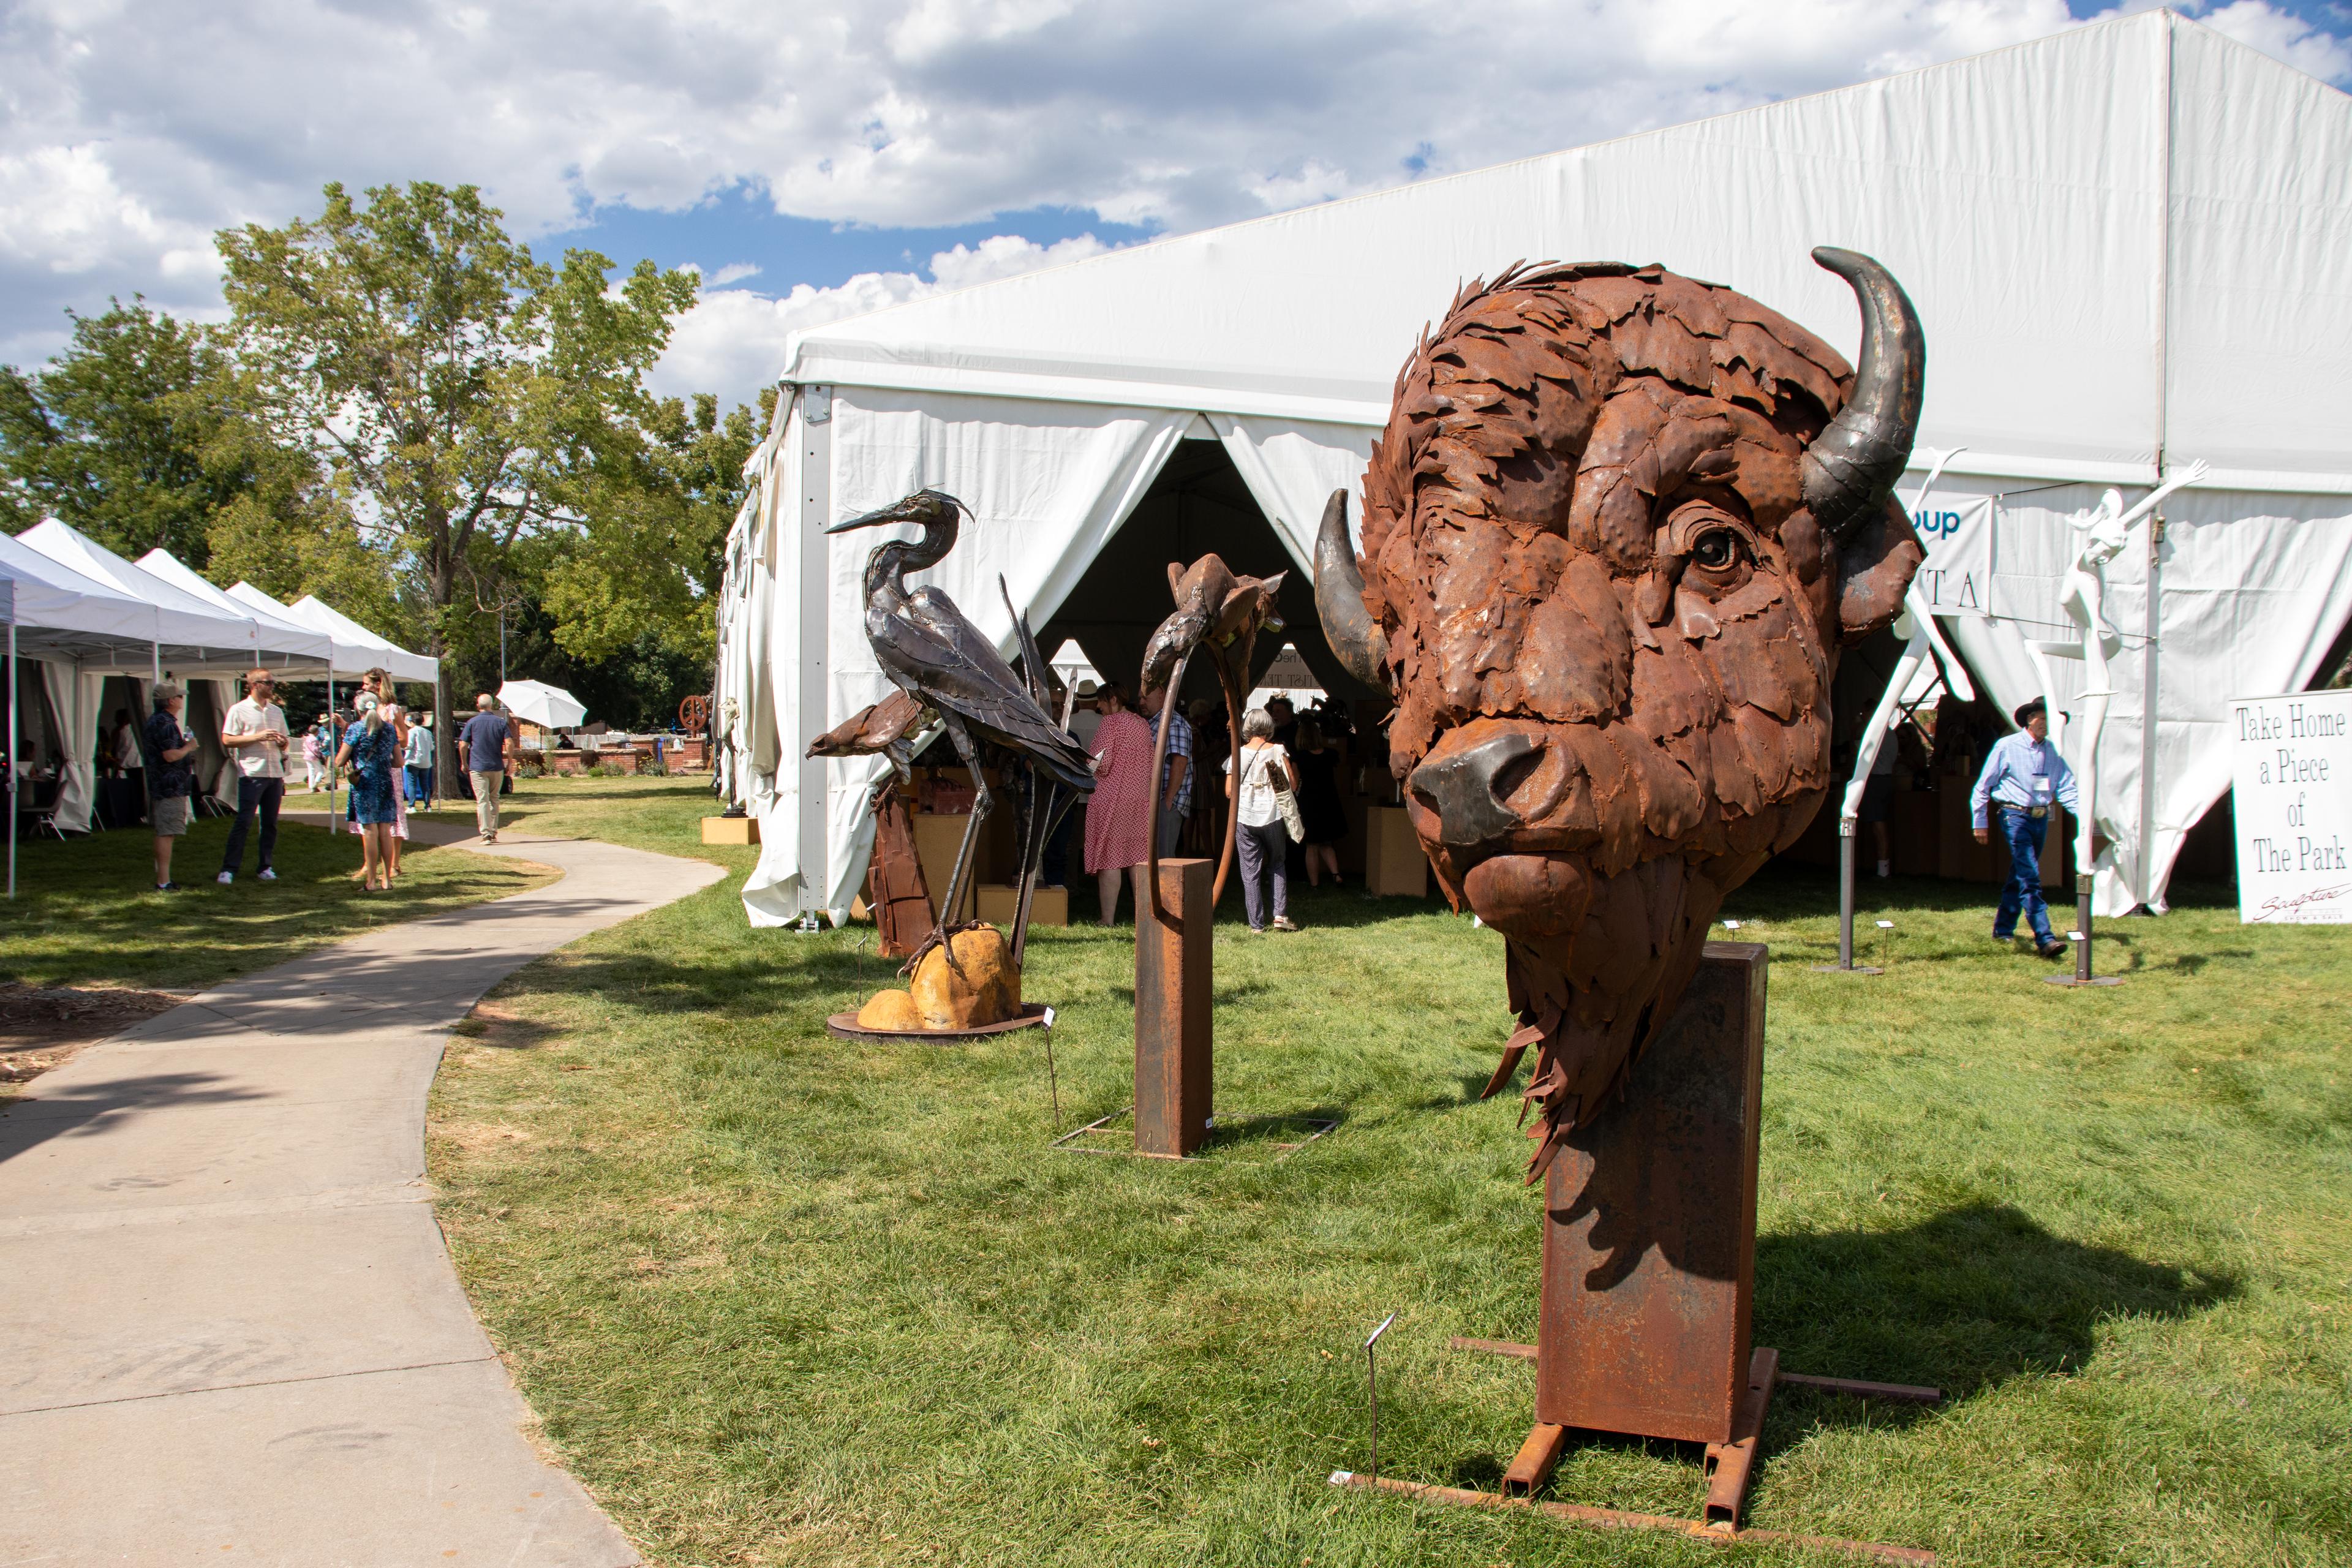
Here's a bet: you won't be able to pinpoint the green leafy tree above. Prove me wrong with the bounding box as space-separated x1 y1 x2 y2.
545 387 773 668
216 180 696 767
0 297 345 567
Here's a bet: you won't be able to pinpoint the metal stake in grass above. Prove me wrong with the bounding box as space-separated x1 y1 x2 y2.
1041 1006 1061 1131
1875 918 1894 970
1364 1312 1396 1487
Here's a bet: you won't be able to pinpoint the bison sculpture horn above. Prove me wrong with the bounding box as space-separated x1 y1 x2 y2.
1800 247 1926 543
1316 249 1926 1180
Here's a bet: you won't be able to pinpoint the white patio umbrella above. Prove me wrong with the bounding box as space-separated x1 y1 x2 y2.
497 679 587 729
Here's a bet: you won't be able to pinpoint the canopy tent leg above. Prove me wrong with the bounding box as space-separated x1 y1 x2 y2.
7 622 17 899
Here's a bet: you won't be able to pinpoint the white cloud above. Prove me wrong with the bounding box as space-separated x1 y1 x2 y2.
1 0 2344 382
651 232 1107 404
708 262 762 286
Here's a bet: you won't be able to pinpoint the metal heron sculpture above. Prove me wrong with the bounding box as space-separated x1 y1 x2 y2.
827 489 1094 968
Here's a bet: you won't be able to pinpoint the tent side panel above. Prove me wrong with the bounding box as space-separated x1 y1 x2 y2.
2165 21 2352 491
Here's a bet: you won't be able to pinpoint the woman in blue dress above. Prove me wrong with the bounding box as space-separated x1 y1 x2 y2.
334 695 402 891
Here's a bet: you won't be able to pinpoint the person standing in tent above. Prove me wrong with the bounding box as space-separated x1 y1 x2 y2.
1084 682 1153 925
459 693 515 844
334 693 401 891
216 670 290 885
141 684 199 892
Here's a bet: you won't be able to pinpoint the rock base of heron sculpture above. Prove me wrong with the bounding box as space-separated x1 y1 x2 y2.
854 926 1022 1032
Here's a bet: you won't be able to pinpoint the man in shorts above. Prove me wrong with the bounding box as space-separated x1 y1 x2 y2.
142 683 201 891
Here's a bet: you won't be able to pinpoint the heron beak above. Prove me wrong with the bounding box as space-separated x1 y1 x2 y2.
825 506 900 535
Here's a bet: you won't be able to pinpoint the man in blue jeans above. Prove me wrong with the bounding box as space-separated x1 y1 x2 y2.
1970 699 2079 959
217 670 291 885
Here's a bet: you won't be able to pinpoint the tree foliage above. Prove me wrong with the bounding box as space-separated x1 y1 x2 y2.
0 297 348 570
216 181 698 740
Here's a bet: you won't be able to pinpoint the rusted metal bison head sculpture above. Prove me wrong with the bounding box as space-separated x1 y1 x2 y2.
1316 248 1925 1180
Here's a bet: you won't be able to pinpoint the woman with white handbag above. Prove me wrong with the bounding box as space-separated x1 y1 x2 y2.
1225 707 1302 932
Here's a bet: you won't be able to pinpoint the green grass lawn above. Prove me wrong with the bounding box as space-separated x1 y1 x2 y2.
0 807 554 993
428 778 2351 1567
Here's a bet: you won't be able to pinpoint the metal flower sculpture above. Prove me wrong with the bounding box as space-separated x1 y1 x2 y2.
1315 249 1926 1178
1137 554 1285 913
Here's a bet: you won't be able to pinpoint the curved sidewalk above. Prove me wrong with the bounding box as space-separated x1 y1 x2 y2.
0 822 723 1566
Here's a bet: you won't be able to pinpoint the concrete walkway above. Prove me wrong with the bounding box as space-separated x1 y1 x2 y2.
0 818 724 1566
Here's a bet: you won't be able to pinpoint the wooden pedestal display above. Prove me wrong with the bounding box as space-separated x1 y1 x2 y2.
700 815 759 845
978 883 1068 927
1362 807 1430 898
1134 858 1214 1158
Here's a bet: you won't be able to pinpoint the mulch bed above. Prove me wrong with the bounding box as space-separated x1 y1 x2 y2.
0 982 189 1094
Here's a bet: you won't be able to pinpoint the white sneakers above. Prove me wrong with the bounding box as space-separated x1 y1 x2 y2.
258 869 276 881
217 872 233 885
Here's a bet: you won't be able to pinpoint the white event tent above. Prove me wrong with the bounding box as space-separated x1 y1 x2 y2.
717 9 2352 925
5 521 441 834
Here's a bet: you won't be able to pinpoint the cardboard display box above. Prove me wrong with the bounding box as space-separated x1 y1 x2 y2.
701 815 760 845
1363 805 1430 899
977 883 1069 927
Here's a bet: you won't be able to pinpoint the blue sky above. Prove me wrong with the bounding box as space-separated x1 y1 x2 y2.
2 1 2346 408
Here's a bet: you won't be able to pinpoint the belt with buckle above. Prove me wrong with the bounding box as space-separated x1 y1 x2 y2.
1997 802 2049 820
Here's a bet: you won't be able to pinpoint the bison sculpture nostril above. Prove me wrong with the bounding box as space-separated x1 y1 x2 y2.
1409 731 1543 846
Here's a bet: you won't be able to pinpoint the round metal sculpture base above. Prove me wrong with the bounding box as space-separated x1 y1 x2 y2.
2043 974 2124 988
1809 963 1883 976
824 1002 1052 1042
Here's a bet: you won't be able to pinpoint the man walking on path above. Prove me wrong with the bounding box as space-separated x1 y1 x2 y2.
141 683 200 891
459 694 515 843
1970 698 2079 960
217 669 291 884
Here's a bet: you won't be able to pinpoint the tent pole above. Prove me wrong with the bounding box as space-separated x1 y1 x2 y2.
7 622 17 900
328 676 338 835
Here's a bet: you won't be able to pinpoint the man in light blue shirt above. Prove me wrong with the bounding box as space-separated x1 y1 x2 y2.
1970 699 2079 957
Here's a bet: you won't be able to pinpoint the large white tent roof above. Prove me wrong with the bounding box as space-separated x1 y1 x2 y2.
221 583 438 684
779 10 2352 494
16 518 300 671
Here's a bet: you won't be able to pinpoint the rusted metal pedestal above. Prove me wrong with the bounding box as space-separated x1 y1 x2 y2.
1335 943 1938 1564
1134 857 1213 1158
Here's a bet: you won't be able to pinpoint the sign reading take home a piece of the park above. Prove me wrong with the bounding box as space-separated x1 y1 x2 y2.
2231 688 2352 924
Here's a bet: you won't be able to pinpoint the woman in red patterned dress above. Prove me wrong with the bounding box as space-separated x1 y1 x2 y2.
1084 682 1154 925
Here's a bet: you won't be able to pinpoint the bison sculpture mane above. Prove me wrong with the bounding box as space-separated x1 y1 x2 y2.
1316 248 1926 1180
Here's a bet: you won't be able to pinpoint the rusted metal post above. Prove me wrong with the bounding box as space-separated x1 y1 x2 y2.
1134 856 1214 1157
1536 943 1766 1445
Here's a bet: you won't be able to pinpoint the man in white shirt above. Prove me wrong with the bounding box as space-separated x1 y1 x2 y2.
218 669 292 884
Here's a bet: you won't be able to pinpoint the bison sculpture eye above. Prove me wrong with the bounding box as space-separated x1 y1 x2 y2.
1314 248 1926 1179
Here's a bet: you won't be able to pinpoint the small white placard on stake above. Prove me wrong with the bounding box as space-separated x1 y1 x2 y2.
2230 688 2352 924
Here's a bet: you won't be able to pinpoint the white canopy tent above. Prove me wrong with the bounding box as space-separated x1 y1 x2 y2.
6 526 311 832
277 595 439 686
719 9 2352 924
137 549 336 670
2 533 192 891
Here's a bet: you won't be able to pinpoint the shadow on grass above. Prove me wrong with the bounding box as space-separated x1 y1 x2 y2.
1756 1203 2234 1401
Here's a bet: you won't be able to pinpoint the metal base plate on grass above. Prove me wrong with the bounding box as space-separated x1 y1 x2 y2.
1048 1104 1338 1163
824 1002 1053 1042
2043 974 2124 987
1809 963 1883 976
